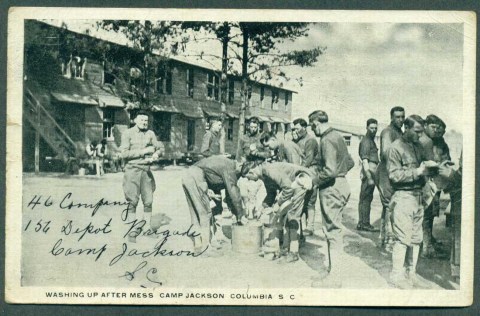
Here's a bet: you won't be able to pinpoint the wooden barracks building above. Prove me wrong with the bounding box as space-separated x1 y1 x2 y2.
23 20 295 172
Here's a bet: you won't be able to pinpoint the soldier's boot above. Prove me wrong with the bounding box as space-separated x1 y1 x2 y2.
389 242 412 289
406 245 431 289
421 221 439 258
278 241 300 264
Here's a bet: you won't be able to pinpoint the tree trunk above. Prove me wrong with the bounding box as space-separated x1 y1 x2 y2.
219 23 229 154
237 25 249 153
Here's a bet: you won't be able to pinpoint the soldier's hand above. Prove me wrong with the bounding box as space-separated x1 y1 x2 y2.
416 162 427 176
367 177 375 186
272 203 280 214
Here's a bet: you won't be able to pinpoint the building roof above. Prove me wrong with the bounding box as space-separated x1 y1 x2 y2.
38 20 298 93
44 76 124 107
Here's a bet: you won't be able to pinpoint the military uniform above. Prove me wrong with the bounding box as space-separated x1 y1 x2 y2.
275 139 304 165
200 129 223 215
294 132 320 233
313 127 355 276
182 156 245 251
376 123 403 247
120 125 164 216
200 129 221 158
387 136 427 287
357 133 379 229
259 162 314 257
419 133 451 257
236 132 270 162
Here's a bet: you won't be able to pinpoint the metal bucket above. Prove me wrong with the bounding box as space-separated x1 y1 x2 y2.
231 221 263 254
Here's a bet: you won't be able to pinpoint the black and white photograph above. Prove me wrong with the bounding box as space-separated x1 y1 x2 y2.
5 8 476 306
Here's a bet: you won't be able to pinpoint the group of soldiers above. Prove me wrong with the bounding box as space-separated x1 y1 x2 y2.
118 106 462 289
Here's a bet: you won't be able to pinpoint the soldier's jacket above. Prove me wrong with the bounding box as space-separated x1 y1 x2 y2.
261 162 314 206
195 155 244 218
313 127 355 188
200 130 221 158
236 132 270 162
120 125 164 167
275 139 304 165
294 132 319 168
419 133 435 161
379 123 403 162
387 136 427 191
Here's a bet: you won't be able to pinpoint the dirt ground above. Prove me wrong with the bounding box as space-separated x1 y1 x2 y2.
20 165 459 290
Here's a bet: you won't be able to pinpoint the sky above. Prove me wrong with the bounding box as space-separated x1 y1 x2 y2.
43 20 465 132
285 23 464 132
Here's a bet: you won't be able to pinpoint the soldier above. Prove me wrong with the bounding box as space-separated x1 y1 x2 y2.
236 117 270 162
376 106 405 251
420 115 451 258
292 118 320 236
440 151 462 282
357 118 379 232
309 110 355 288
182 155 247 256
387 115 436 289
241 161 314 263
120 110 167 242
236 117 270 219
200 116 224 158
259 131 304 165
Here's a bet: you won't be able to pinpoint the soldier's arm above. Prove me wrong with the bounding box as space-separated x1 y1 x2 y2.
149 132 165 158
222 170 245 220
359 140 373 180
387 147 420 184
303 138 319 167
120 131 147 160
380 129 394 161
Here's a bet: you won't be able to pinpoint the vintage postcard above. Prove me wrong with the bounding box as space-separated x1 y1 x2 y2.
5 8 476 306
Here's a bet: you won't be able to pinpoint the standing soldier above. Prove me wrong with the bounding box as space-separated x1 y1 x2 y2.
292 118 319 236
376 106 405 251
420 115 451 258
182 155 247 256
387 115 435 289
357 118 379 232
260 131 304 165
236 117 270 162
309 110 355 288
200 117 225 158
120 110 166 242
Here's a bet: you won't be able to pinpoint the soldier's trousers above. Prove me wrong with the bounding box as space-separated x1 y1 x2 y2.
390 190 424 246
303 186 317 231
123 164 156 214
358 176 375 225
319 177 351 255
274 182 309 251
376 162 394 243
422 191 440 253
182 166 211 242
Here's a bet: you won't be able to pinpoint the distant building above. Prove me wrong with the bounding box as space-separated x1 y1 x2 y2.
23 20 295 172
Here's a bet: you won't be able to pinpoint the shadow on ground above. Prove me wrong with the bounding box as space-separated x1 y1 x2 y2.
343 209 456 290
